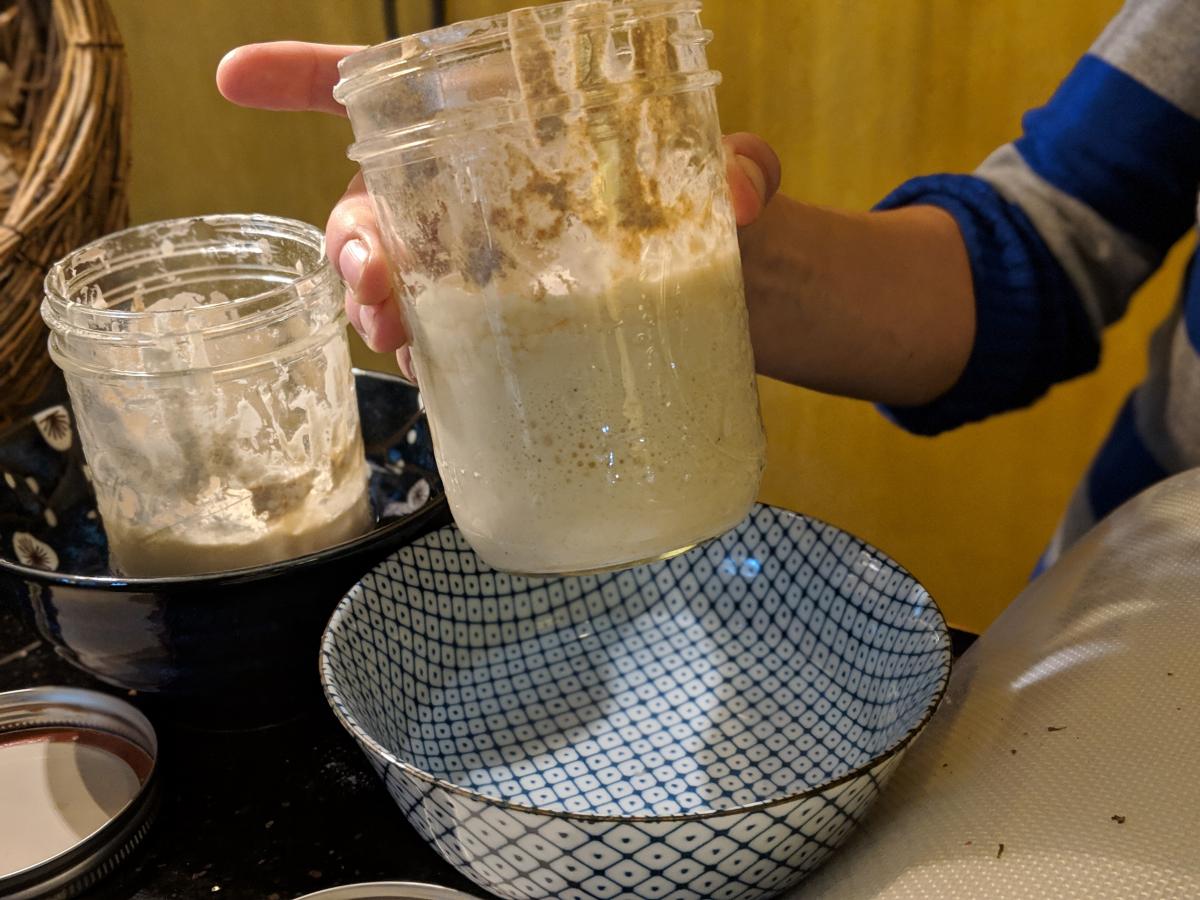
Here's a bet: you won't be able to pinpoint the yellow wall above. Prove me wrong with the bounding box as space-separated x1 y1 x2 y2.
108 0 1187 632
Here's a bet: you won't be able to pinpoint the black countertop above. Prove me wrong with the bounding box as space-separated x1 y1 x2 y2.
2 596 978 900
0 599 484 900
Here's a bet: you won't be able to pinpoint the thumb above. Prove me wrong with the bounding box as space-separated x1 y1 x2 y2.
723 132 782 227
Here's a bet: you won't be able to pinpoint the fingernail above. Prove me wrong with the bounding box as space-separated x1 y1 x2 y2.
339 239 369 291
397 344 416 383
217 47 242 72
346 298 368 344
358 302 379 351
735 155 768 204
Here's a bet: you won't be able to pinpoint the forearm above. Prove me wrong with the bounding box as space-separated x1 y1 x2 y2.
739 195 975 407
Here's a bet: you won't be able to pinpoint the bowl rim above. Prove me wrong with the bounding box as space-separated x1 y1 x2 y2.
319 503 954 824
0 368 449 591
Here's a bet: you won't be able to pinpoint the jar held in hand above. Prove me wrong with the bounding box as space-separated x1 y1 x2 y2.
335 0 765 574
42 215 373 577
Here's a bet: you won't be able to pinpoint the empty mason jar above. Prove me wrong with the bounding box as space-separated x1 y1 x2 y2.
335 0 764 574
42 215 372 577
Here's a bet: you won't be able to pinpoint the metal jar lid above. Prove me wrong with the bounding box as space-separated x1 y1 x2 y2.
295 883 486 899
0 686 160 899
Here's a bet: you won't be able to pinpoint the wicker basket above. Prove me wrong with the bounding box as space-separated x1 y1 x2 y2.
0 0 129 424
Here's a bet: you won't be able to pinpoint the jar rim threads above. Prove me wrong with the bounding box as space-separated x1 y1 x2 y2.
42 214 342 380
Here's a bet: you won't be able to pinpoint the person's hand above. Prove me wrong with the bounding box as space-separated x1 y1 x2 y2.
217 41 781 374
217 43 412 370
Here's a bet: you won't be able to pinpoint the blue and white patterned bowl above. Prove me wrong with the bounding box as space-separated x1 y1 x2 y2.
321 504 951 899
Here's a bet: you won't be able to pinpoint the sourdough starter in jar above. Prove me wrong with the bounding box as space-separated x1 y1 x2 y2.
338 1 765 573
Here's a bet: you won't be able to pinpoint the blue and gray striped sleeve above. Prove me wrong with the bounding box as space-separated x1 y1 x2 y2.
877 0 1200 436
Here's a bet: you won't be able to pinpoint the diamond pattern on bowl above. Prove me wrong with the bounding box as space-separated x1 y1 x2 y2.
323 504 950 899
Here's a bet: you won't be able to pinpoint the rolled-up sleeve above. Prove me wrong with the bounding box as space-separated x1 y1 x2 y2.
876 174 1099 435
876 0 1200 435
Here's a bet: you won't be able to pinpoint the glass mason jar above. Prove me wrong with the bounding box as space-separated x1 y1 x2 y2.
335 0 765 575
42 215 373 577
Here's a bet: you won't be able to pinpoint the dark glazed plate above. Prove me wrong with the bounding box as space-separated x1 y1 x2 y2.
0 369 448 723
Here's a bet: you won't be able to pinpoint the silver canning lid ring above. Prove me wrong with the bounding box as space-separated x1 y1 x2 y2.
294 883 487 899
0 686 160 900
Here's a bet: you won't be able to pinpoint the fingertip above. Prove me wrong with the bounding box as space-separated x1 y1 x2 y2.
358 302 383 352
755 142 783 201
345 292 368 344
358 300 408 353
324 175 371 279
723 132 782 205
339 239 369 291
357 234 394 305
735 155 768 208
217 46 241 74
215 47 240 101
333 232 391 307
215 44 259 104
396 344 417 383
726 152 764 227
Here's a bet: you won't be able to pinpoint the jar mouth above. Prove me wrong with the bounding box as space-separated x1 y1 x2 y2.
42 214 342 379
44 214 329 327
343 70 720 164
336 0 701 92
334 0 713 161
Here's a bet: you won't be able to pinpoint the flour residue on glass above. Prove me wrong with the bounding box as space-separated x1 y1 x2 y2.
337 1 764 573
43 216 372 577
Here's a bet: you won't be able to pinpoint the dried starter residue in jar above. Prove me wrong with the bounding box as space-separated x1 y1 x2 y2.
246 438 364 520
400 1 726 290
74 287 372 577
101 386 371 578
502 2 700 262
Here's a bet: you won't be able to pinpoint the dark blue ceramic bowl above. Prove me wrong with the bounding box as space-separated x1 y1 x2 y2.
0 369 448 720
